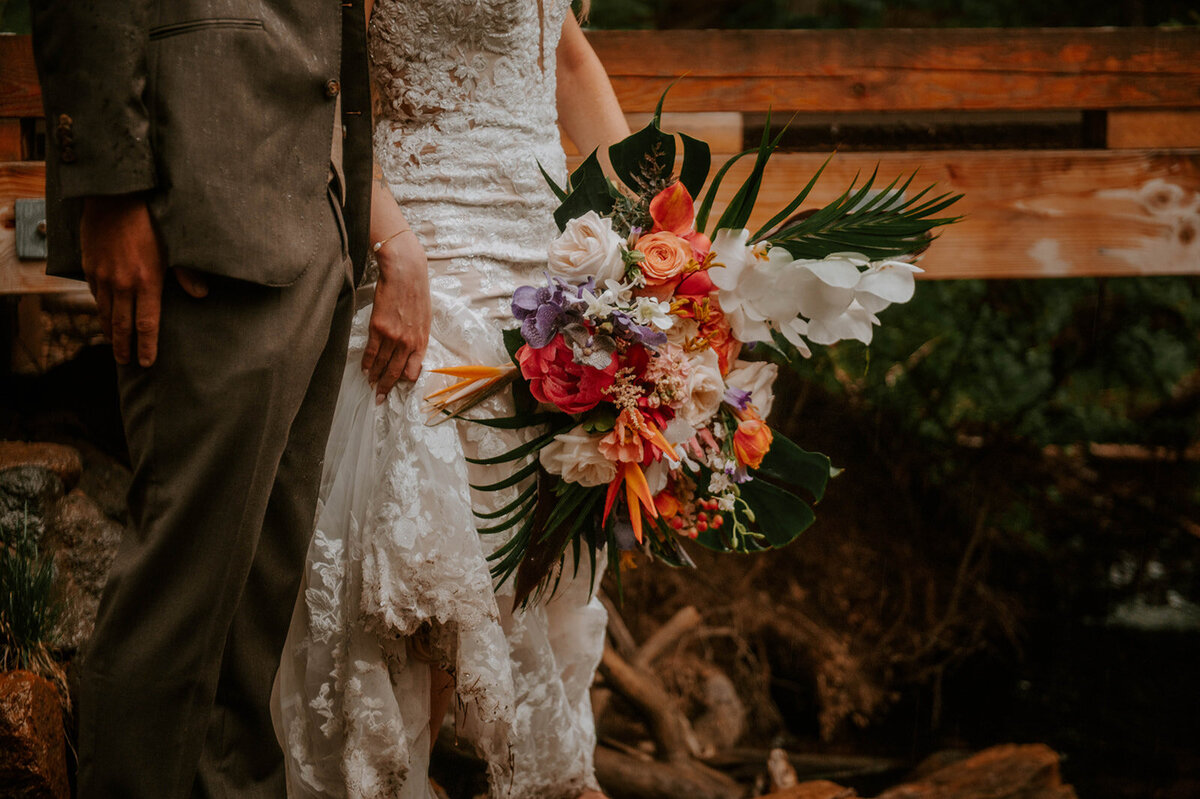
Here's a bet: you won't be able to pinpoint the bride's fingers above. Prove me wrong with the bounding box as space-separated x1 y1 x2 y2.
361 335 381 377
376 347 413 400
402 346 425 382
366 335 397 388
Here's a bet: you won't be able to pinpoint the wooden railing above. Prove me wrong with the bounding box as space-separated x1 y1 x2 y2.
3 28 1199 296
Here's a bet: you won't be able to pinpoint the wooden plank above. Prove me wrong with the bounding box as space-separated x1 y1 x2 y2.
1108 110 1200 149
563 111 743 156
0 35 41 119
568 149 1200 279
0 120 22 161
6 29 1200 118
0 161 85 295
586 28 1200 113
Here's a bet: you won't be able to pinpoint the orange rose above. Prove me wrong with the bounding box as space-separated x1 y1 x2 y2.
635 231 691 295
733 418 773 469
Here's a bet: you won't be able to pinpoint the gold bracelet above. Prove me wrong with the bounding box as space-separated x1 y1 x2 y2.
371 226 413 253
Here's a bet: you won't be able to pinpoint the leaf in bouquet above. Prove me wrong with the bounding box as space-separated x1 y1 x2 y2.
608 123 676 195
739 479 816 549
695 148 757 234
475 497 537 535
554 151 616 231
753 431 833 502
767 169 963 260
538 160 569 202
457 412 560 430
512 475 604 609
474 483 538 520
714 114 788 233
692 514 736 552
470 458 540 492
678 132 711 200
749 153 833 242
465 424 571 466
502 327 526 363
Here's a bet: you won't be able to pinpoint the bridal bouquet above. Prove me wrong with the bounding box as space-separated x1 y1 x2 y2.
428 96 961 604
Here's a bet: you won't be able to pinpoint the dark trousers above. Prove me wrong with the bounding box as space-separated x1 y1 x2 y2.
75 193 354 798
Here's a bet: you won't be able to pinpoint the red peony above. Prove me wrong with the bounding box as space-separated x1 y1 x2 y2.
516 335 617 414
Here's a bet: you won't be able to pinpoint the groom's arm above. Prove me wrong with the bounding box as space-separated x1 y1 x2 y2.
30 0 174 368
30 0 157 197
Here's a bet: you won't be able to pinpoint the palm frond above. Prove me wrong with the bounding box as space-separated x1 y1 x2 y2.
765 170 963 260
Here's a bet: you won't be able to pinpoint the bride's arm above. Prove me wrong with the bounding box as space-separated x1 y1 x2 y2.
360 0 432 399
556 14 630 172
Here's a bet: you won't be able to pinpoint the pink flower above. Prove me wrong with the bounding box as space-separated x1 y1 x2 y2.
516 335 617 414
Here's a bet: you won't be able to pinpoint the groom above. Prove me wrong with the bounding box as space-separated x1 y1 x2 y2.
30 1 373 795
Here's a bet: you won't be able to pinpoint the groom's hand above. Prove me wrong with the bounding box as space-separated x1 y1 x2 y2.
80 193 165 367
363 231 431 403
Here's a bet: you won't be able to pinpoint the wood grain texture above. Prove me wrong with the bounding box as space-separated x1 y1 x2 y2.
4 29 1200 117
0 162 83 295
1108 110 1200 149
0 35 41 119
570 149 1200 279
587 28 1200 113
0 120 22 161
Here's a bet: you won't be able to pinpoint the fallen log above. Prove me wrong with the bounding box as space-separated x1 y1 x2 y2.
595 745 743 799
598 646 698 762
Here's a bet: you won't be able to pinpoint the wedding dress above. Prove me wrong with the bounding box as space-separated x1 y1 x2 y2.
271 0 607 796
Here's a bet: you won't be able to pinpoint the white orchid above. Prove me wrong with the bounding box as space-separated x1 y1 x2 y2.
632 296 675 330
855 259 923 314
580 279 635 320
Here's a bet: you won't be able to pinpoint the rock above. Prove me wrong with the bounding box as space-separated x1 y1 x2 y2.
761 780 858 799
874 744 1077 799
0 466 66 549
72 441 130 523
768 747 800 790
0 467 65 518
42 490 124 652
0 671 69 799
0 442 82 491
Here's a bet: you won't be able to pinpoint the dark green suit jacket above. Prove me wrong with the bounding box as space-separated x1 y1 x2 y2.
31 0 373 287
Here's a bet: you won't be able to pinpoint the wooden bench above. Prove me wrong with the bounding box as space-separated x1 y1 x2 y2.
581 28 1200 280
3 28 1199 317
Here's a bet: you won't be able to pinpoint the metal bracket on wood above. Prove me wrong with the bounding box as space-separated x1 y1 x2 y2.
15 198 47 260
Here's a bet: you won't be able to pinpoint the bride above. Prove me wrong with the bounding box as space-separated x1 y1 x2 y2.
272 0 629 797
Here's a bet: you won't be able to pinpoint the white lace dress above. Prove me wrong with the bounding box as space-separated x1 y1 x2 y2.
271 1 607 797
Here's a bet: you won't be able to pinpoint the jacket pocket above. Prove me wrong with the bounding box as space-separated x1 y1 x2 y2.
149 18 264 41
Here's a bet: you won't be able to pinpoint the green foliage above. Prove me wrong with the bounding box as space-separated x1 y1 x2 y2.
0 506 64 683
788 277 1200 455
0 0 32 34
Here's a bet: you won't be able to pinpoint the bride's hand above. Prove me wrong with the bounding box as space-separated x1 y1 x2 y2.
362 230 431 402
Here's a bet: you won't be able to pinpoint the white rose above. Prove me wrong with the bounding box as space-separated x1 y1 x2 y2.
538 426 617 487
547 211 626 284
680 348 725 428
724 360 778 417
